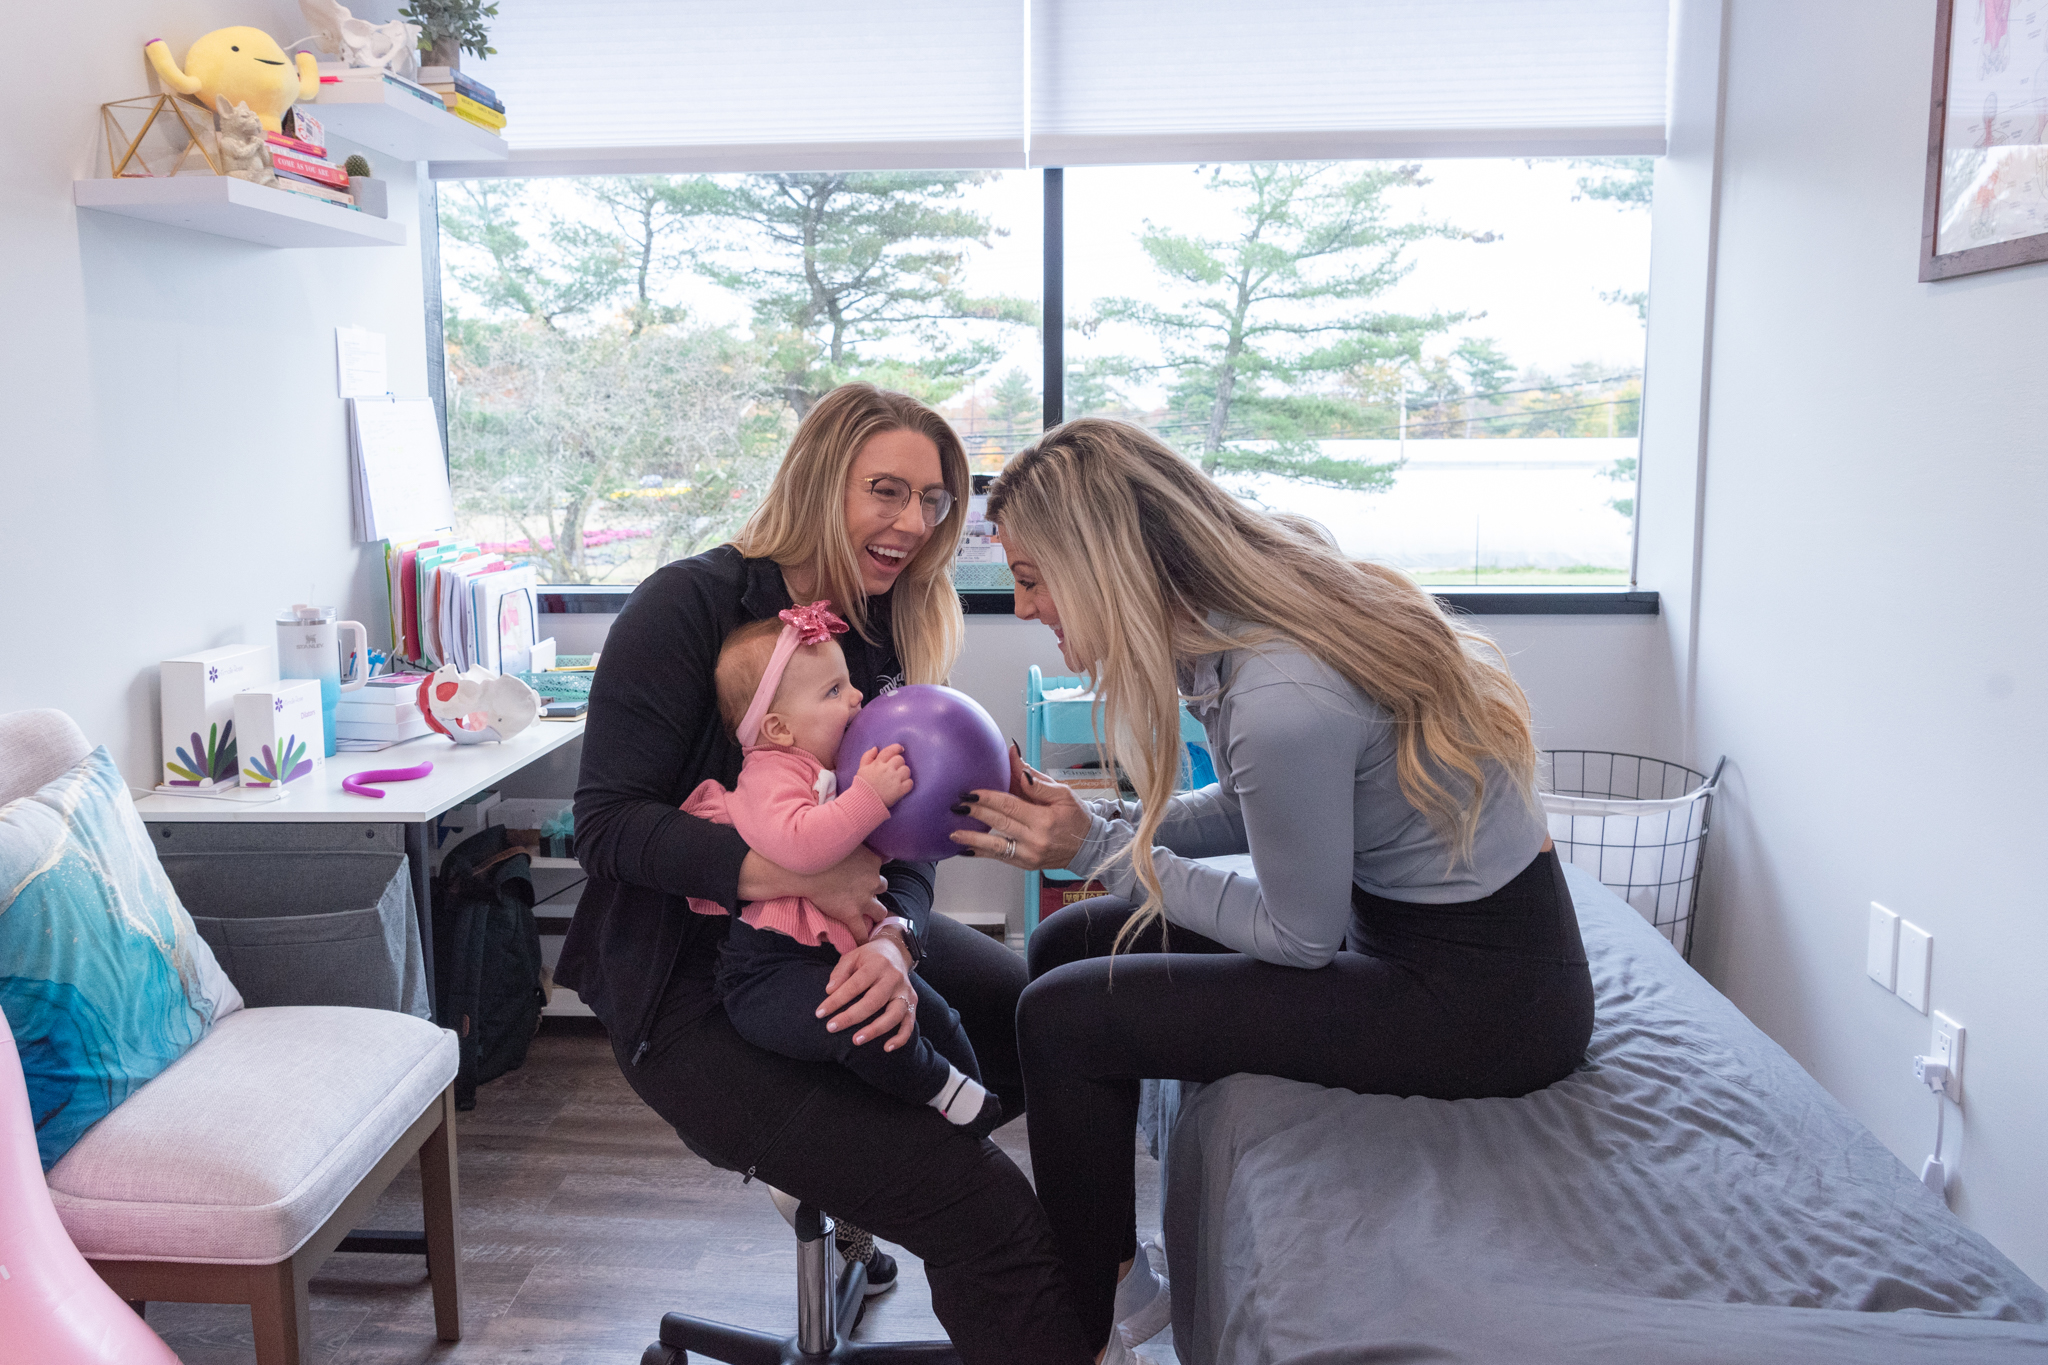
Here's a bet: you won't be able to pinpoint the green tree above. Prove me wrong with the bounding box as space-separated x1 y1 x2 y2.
1453 337 1515 403
986 367 1040 437
684 172 1039 417
447 318 776 582
439 182 625 327
1603 455 1638 519
1570 157 1655 208
1088 161 1485 491
1571 159 1653 322
1063 358 1137 421
564 176 724 332
1405 354 1466 437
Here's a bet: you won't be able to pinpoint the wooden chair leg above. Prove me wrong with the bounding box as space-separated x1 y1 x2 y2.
418 1085 464 1342
248 1257 309 1365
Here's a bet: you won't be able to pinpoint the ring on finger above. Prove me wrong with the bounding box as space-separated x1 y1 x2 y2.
1003 836 1019 860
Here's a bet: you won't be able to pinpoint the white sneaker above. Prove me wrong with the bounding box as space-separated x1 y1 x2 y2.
1111 1239 1172 1349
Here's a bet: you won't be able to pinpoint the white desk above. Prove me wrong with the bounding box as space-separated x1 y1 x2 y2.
134 719 586 1023
133 718 584 825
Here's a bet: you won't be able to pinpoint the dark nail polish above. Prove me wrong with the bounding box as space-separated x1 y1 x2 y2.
960 849 976 857
950 803 971 815
959 791 978 804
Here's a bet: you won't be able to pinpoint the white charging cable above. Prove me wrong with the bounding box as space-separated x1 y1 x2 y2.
1914 1056 1951 1195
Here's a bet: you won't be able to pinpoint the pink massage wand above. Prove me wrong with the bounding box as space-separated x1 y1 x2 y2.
342 761 435 798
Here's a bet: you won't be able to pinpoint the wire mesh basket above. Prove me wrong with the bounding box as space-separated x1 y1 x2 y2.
1538 751 1726 960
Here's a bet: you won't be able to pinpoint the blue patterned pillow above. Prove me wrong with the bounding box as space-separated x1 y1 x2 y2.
0 746 242 1169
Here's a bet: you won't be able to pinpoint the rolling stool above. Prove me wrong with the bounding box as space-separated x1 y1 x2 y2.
641 1203 960 1363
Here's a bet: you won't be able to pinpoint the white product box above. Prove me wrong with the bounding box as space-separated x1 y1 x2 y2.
232 681 326 788
160 643 276 789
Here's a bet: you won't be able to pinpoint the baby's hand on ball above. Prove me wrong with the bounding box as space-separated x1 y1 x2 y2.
857 744 915 807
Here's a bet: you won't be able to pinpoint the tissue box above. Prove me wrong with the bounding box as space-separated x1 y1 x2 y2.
160 643 276 788
232 681 326 788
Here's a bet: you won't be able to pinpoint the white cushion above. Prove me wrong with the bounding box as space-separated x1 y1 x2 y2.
46 1006 457 1264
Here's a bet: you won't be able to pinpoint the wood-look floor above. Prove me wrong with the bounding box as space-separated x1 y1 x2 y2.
141 1020 1173 1364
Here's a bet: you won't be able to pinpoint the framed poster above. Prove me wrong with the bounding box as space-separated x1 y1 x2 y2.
1921 0 2048 280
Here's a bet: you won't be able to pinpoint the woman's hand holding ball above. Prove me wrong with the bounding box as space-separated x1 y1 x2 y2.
948 744 1093 870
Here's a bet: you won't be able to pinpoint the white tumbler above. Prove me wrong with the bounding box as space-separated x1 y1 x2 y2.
276 605 368 757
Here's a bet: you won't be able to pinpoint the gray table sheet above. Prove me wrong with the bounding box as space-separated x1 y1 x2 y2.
1161 864 2048 1364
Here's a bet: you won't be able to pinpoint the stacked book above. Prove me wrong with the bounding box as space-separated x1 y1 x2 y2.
418 66 506 135
334 673 434 747
317 62 451 113
264 108 355 209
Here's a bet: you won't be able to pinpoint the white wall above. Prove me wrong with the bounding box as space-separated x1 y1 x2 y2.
0 1 424 787
1684 0 2048 1283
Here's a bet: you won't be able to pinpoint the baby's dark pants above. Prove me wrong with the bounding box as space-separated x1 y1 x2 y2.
717 917 981 1105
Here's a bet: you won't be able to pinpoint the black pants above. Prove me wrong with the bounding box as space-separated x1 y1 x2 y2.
717 917 978 1107
615 913 1093 1364
1019 849 1595 1347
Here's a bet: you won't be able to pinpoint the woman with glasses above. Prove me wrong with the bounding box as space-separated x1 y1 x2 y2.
564 384 1095 1362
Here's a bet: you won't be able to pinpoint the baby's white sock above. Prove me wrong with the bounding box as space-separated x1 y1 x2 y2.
928 1066 988 1126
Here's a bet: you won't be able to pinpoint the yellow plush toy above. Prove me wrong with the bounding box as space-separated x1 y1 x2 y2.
144 28 318 133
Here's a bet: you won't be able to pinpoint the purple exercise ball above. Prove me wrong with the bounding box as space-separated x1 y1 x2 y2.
835 684 1008 862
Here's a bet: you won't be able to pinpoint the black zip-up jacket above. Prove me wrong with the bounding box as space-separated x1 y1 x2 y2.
559 546 934 1062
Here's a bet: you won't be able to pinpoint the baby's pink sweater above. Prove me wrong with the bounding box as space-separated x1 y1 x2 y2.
682 745 891 955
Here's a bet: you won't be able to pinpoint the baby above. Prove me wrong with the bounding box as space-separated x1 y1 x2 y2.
683 601 1000 1137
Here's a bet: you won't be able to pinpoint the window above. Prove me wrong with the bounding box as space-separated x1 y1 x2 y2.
438 158 1648 589
438 172 1041 584
1062 158 1652 586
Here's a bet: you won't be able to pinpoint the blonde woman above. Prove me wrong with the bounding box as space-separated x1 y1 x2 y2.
955 420 1594 1360
566 384 1094 1363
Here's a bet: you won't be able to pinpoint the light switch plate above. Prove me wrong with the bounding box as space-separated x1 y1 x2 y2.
1867 902 1900 991
1898 920 1932 1013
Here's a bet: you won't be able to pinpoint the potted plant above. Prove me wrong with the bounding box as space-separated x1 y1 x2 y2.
344 153 388 218
396 0 499 71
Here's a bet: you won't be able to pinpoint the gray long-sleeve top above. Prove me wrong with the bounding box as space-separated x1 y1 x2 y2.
1068 630 1547 969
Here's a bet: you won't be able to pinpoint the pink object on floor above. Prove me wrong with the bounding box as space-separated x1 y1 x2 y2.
0 1012 182 1364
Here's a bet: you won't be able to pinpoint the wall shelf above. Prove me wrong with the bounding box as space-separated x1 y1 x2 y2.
314 83 509 163
74 177 408 248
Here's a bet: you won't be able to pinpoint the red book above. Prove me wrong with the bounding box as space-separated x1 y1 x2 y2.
265 131 327 161
269 149 348 190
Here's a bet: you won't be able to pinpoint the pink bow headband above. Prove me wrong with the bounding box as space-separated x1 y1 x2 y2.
736 601 850 747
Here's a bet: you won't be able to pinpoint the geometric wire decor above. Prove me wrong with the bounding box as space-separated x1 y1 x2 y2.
101 94 221 178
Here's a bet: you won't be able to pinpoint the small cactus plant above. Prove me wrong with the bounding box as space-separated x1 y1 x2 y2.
343 153 373 179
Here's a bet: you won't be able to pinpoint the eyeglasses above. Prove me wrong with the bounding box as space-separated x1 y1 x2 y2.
862 475 955 528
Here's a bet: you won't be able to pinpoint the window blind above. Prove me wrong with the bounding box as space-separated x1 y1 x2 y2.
434 0 1668 178
1029 0 1671 165
439 0 1027 177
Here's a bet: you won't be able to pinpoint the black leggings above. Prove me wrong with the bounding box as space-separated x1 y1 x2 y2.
618 913 1094 1364
1018 849 1595 1347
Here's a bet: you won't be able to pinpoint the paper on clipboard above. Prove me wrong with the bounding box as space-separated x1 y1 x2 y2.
349 397 455 544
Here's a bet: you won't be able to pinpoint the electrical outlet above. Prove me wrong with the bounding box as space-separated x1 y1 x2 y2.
1898 920 1932 1013
1867 902 1900 991
1931 1011 1965 1102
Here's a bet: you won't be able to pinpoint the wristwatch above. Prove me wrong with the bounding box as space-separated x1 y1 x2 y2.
874 915 923 969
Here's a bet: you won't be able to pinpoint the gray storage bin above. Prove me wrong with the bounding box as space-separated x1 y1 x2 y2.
147 822 431 1018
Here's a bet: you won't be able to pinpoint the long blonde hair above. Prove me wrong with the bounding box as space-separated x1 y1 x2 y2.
733 384 969 685
987 419 1538 934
